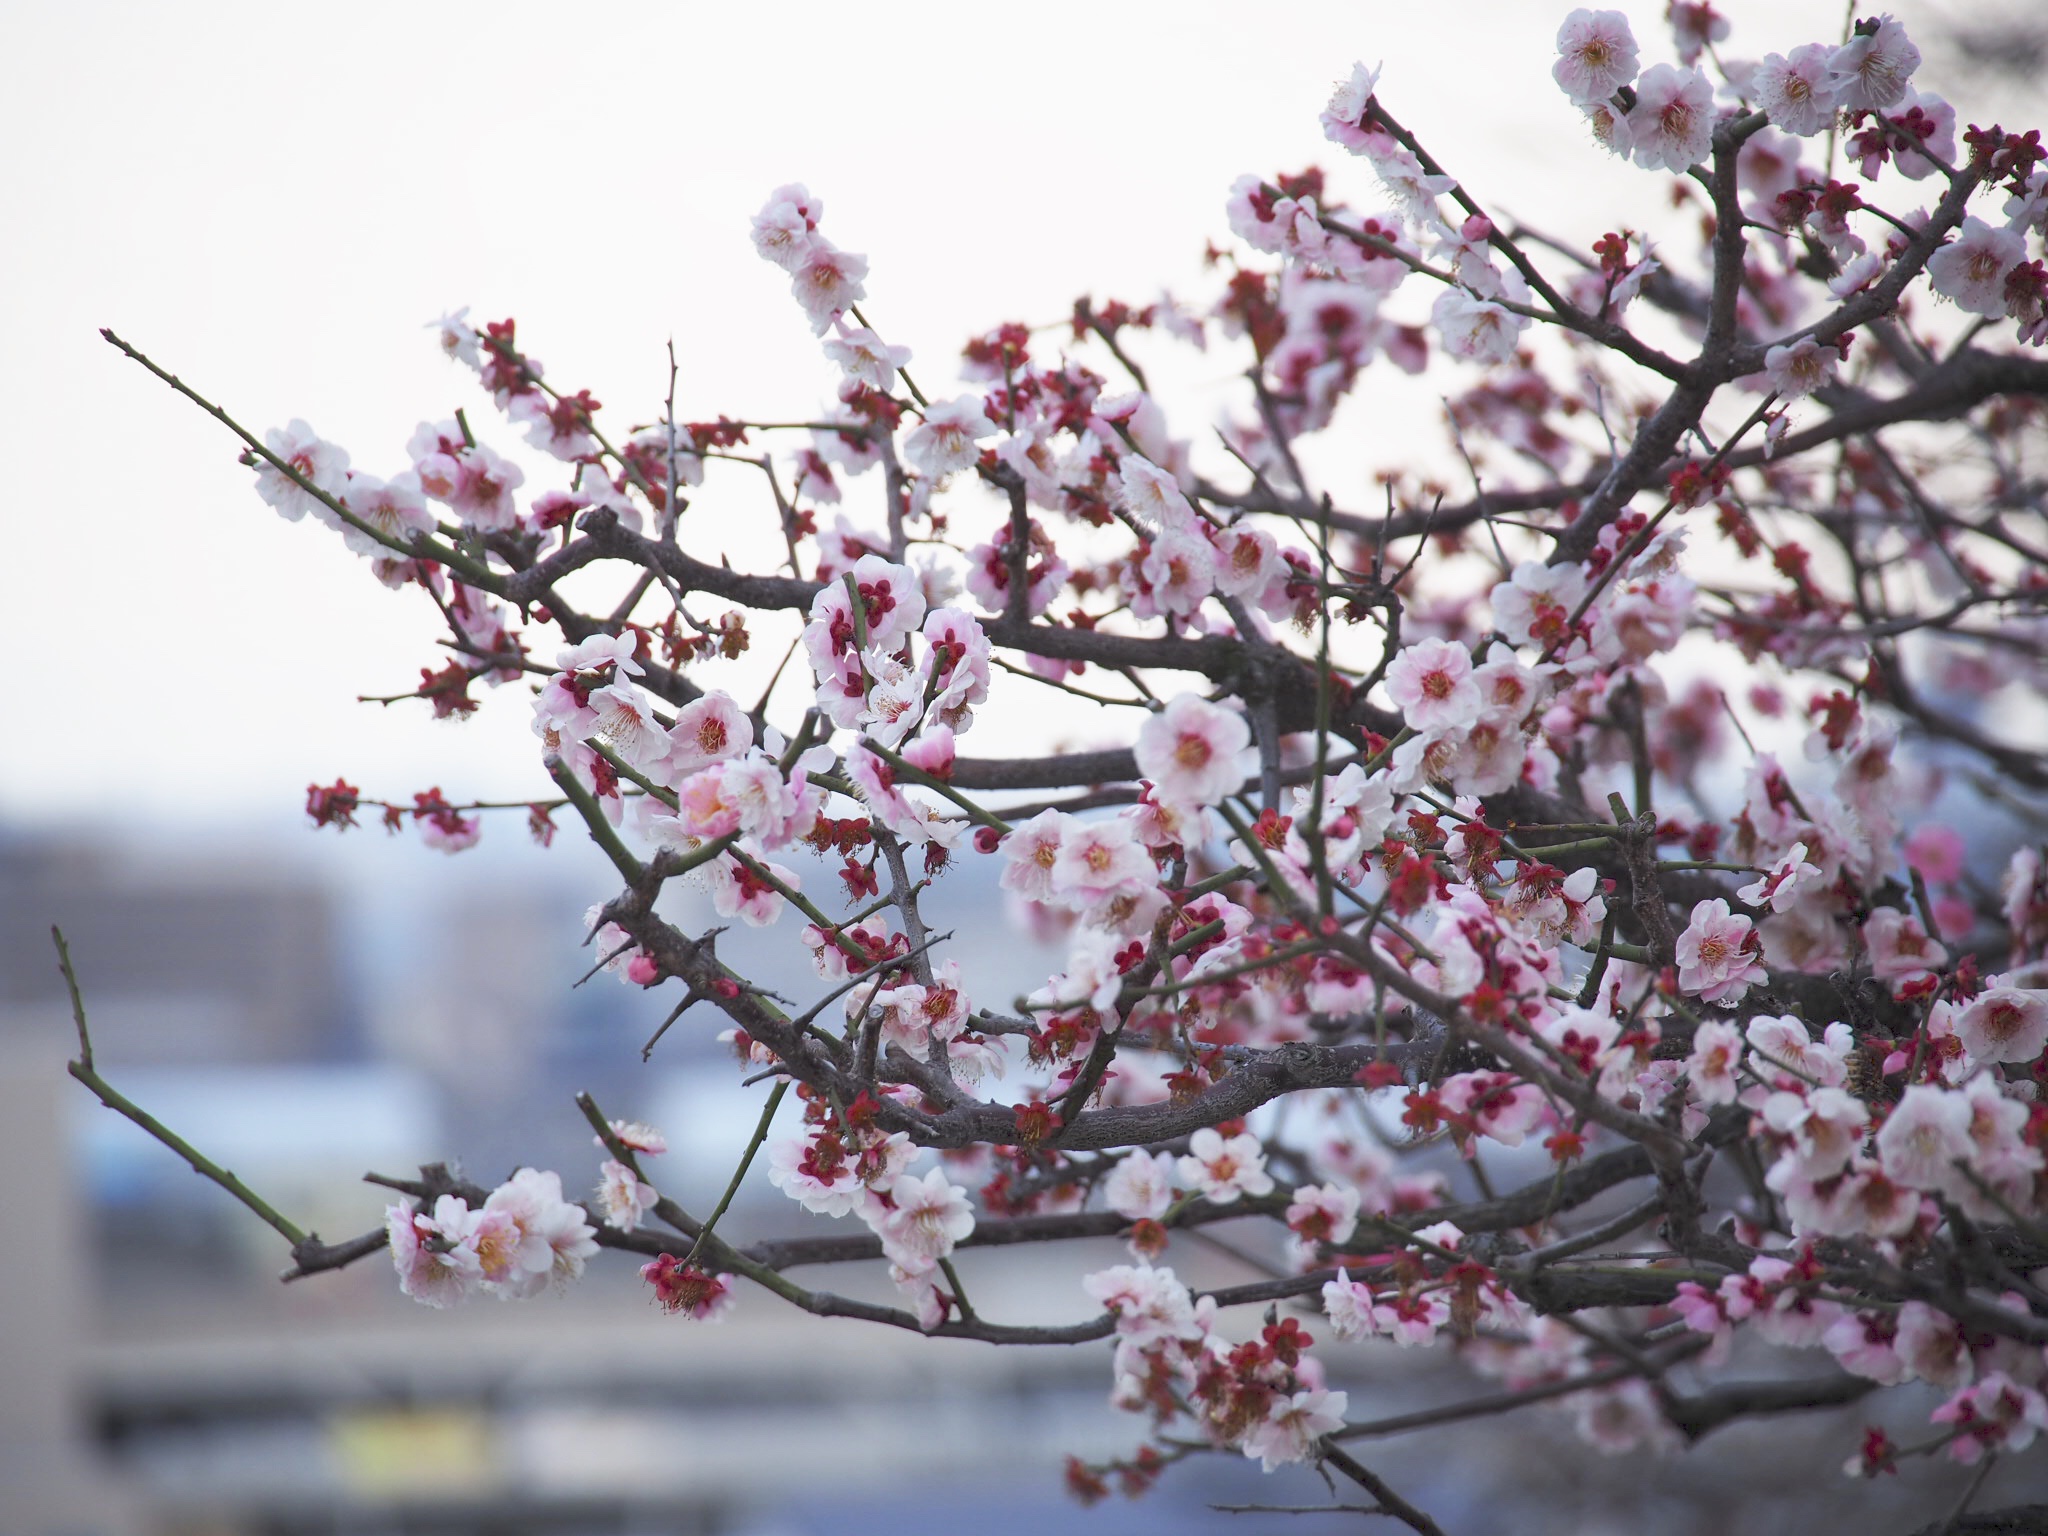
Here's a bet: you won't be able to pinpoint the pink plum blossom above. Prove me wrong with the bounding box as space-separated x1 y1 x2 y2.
597 1159 659 1232
1926 218 2027 318
1827 14 1922 111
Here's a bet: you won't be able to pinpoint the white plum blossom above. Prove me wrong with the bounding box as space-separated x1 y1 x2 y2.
1828 14 1921 111
1243 1388 1349 1470
903 396 996 477
1114 454 1198 532
1386 638 1482 733
1626 63 1715 174
790 241 869 334
1135 694 1256 810
1762 335 1836 397
1954 987 2048 1064
255 420 351 526
1177 1127 1274 1204
1926 218 2026 318
387 1195 483 1308
1552 10 1639 104
823 325 911 391
1753 45 1840 136
597 1160 659 1232
1433 286 1529 364
876 1168 976 1270
1875 1085 1974 1192
1104 1149 1177 1222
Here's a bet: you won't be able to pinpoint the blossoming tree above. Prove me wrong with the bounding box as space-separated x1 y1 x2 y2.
69 5 2048 1529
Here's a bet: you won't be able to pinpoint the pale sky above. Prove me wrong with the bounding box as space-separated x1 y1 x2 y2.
3 0 1959 841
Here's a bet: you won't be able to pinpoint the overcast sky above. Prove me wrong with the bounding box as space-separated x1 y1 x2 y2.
6 0 1987 848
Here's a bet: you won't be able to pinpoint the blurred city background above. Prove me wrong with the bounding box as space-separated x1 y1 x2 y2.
6 0 2046 1532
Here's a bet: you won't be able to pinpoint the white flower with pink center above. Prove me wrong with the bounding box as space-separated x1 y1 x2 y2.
1827 14 1921 111
1083 1264 1202 1346
1113 454 1197 533
750 182 821 271
1552 9 1638 104
1049 817 1156 908
904 396 995 478
1135 694 1255 811
1102 1149 1176 1223
1386 638 1481 733
255 419 351 527
1626 63 1714 174
1762 336 1836 397
1686 1019 1746 1104
1926 217 2027 318
823 325 911 392
1285 1182 1360 1248
1875 1085 1974 1192
1243 1388 1350 1471
1954 986 2048 1064
666 692 753 776
483 1168 599 1297
1933 1374 2048 1464
1737 841 1824 914
1433 286 1528 365
1864 907 1947 987
998 809 1066 902
339 472 433 557
789 240 868 335
1176 1127 1274 1204
387 1194 483 1308
1753 45 1839 136
1676 898 1767 1004
1138 526 1218 617
597 1159 658 1233
876 1167 976 1270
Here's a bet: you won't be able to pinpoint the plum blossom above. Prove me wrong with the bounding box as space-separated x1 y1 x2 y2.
751 183 821 270
1552 10 1638 104
1754 46 1841 137
1114 454 1197 532
642 1255 737 1321
1736 841 1824 913
1177 1127 1274 1204
1433 286 1529 365
597 1159 659 1232
1687 1019 1746 1104
1386 638 1481 733
1135 694 1256 811
255 420 351 526
1762 336 1836 397
823 325 911 391
481 1168 599 1297
790 241 869 334
903 396 995 477
1954 986 2048 1064
1243 1389 1349 1471
1874 1084 1973 1192
666 692 753 776
1933 1374 2048 1464
1676 899 1767 1003
1827 14 1921 111
876 1168 976 1269
1104 1149 1177 1222
1626 64 1715 174
1084 1264 1203 1346
387 1195 484 1308
1926 218 2026 318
